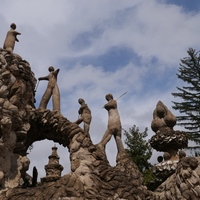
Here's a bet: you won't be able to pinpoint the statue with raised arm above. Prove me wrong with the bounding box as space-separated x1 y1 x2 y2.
3 23 21 53
99 94 124 153
38 66 60 112
75 98 92 136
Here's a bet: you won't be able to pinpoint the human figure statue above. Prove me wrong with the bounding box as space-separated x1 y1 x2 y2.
38 66 60 112
151 101 176 134
99 94 124 153
3 23 21 53
75 98 92 136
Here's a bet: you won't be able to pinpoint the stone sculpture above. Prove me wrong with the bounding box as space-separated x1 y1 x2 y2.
41 146 63 183
3 23 21 53
151 100 176 134
1 23 200 198
150 101 188 181
38 66 60 112
99 94 124 153
75 98 92 136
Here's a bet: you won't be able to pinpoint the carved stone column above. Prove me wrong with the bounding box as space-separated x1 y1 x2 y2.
41 146 63 183
150 101 188 180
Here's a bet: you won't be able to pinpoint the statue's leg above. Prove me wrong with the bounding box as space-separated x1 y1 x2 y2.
114 133 124 153
39 88 52 110
74 117 83 124
52 86 60 112
99 129 112 147
83 122 92 140
84 123 89 134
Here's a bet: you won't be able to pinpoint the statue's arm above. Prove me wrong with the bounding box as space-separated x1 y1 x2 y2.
104 100 116 109
78 108 82 114
38 76 48 81
78 104 87 114
14 31 21 35
14 31 21 42
54 69 60 76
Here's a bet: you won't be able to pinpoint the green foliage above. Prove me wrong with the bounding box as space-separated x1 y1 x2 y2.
124 125 152 172
124 125 159 190
142 168 158 191
172 48 200 148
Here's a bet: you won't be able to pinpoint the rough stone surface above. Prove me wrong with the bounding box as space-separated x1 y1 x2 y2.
0 50 200 199
150 101 188 180
0 48 36 189
154 157 200 200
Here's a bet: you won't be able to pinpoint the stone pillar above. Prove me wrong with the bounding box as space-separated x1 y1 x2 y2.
41 146 63 183
150 101 188 181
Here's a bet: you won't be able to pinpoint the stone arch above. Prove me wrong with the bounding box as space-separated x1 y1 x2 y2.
27 139 70 178
24 109 86 153
23 110 85 177
0 49 153 199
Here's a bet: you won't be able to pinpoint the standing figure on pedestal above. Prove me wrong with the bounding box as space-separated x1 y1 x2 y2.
75 98 92 136
3 23 21 53
99 94 124 153
38 66 60 112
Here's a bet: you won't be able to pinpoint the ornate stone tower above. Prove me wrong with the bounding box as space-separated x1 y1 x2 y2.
41 146 63 183
149 101 188 180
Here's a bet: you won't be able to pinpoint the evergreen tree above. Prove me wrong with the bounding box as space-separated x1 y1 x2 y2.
172 48 200 145
124 125 165 190
124 125 156 190
124 125 152 172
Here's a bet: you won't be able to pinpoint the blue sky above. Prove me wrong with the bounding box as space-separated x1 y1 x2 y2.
1 0 200 178
165 0 200 12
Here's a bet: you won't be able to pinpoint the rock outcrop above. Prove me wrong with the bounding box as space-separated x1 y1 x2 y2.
0 49 36 189
0 49 153 199
1 49 200 199
155 156 200 200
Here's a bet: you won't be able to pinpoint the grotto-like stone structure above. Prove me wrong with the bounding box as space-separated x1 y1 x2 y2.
0 48 153 199
1 29 200 199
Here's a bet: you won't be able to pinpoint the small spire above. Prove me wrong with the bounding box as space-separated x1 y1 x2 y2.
41 145 64 183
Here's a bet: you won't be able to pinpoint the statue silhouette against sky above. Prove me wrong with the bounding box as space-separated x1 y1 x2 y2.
3 23 21 53
99 94 124 153
75 98 92 136
38 66 60 112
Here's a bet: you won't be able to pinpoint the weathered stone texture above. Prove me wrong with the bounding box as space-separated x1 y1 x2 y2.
0 49 36 189
0 50 154 199
0 50 200 199
150 101 188 182
154 157 200 200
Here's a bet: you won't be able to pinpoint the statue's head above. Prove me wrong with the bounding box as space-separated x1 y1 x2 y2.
78 98 85 104
105 94 113 101
48 66 54 72
10 23 16 30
